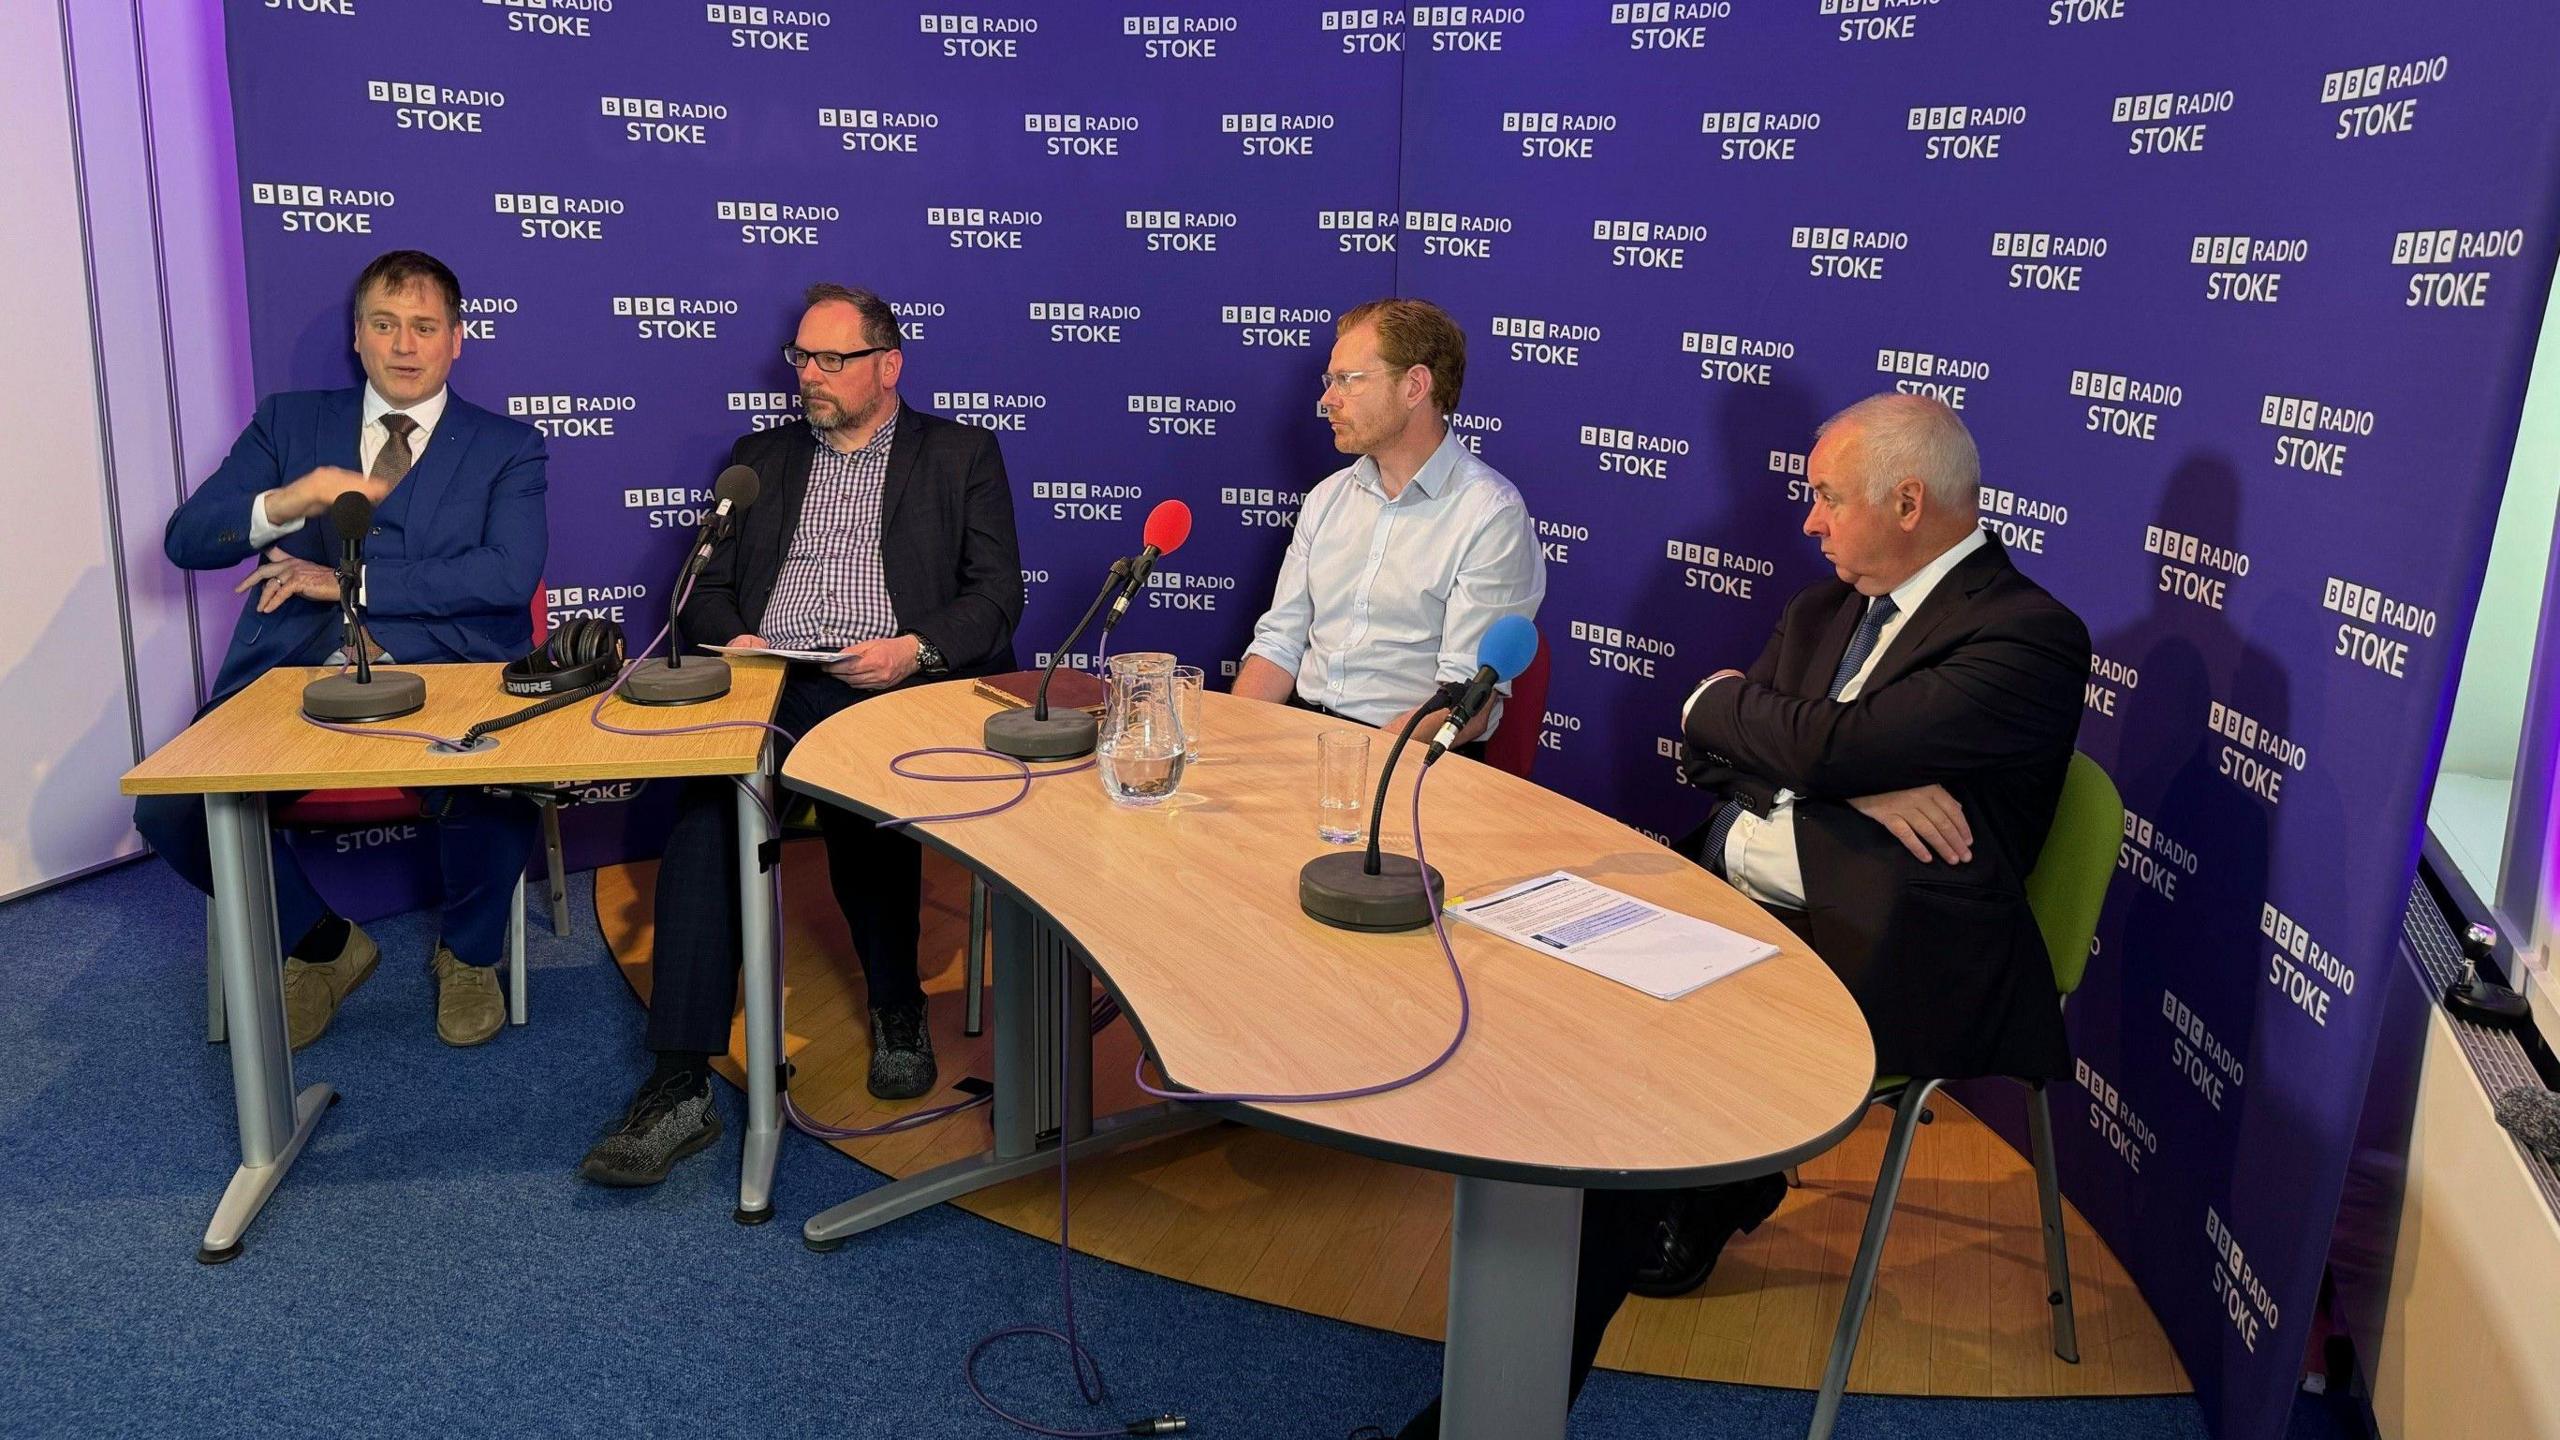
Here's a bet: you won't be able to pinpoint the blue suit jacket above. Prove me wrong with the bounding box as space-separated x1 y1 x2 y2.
169 386 549 704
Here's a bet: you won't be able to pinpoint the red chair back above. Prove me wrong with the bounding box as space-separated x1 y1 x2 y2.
1482 633 1550 780
530 582 550 647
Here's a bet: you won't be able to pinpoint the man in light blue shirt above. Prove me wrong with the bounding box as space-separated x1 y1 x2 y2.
1235 298 1545 749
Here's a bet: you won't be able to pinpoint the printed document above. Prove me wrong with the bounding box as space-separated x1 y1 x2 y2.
1446 871 1779 1000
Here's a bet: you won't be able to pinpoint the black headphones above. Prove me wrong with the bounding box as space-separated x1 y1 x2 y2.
502 615 626 698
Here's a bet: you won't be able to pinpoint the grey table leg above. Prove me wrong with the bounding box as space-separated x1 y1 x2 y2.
198 791 334 1264
802 890 1213 1248
1440 1177 1582 1440
735 749 782 1225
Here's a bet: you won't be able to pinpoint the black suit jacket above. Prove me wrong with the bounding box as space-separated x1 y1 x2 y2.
1679 535 2089 1081
683 407 1023 684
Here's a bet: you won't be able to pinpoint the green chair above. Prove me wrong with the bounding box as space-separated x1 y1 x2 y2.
1804 751 2121 1440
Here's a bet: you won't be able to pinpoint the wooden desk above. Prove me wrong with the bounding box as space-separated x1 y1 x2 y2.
123 660 790 1260
781 682 1874 1439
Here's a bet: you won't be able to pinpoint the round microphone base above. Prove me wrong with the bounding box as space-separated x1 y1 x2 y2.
1299 850 1445 933
620 657 732 707
984 706 1098 761
301 670 426 723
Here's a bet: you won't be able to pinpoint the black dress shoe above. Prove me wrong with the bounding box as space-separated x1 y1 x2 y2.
1629 1172 1788 1298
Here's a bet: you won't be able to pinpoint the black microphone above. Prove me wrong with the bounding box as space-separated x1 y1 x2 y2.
1100 500 1193 634
621 464 760 706
330 491 376 683
1425 614 1540 765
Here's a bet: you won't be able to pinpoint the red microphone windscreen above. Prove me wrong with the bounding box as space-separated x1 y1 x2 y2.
1142 499 1193 554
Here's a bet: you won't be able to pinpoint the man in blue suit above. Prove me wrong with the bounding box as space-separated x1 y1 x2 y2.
135 250 548 1050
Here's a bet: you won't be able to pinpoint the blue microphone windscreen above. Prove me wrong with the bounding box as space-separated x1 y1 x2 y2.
1477 613 1540 681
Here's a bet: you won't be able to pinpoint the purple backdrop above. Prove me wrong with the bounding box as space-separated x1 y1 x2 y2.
219 4 2560 1437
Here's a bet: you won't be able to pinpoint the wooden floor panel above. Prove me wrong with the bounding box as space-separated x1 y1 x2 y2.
595 850 2188 1398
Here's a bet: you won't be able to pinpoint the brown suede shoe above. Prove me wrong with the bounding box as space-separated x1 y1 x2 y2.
430 946 505 1047
281 924 379 1050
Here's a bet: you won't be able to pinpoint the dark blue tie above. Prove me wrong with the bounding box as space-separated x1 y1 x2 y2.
1697 594 1899 877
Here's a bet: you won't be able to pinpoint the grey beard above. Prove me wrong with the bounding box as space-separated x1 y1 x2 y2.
806 396 883 438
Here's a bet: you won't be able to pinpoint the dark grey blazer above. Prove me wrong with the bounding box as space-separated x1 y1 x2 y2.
682 405 1023 682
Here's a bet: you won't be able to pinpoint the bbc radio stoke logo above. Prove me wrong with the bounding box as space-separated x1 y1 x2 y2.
1492 315 1601 369
2111 88 2232 155
484 0 608 40
1822 0 1924 44
493 191 622 241
890 299 944 340
1035 479 1148 522
1794 225 1904 281
930 390 1047 432
1124 12 1236 59
1030 300 1139 343
2191 233 2309 304
1593 218 1707 270
920 12 1037 58
2259 900 2354 1030
1579 423 1691 480
1319 207 1402 254
726 390 803 433
505 392 633 438
1224 112 1335 157
2321 54 2448 140
2259 392 2374 477
1907 104 2023 161
249 181 393 235
1976 482 2070 555
2068 367 2182 442
707 3 829 52
1570 618 1678 678
601 95 725 147
1502 110 1617 160
458 295 515 342
366 79 502 134
1874 346 1987 410
1026 112 1138 157
2390 224 2527 309
1220 304 1332 348
1610 2 1727 51
1407 208 1513 260
927 205 1042 250
611 295 737 341
2144 524 2250 613
1701 109 1821 161
719 199 837 246
1126 208 1236 253
2117 804 2198 904
1990 230 2108 293
1126 393 1237 436
2322 574 2437 680
820 106 938 153
1665 537 1775 601
1411 5 1514 52
1681 330 1795 387
1319 9 1402 53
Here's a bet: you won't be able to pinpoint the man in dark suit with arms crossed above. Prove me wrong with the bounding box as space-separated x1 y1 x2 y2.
1391 392 2088 1437
135 250 547 1053
581 283 1022 1186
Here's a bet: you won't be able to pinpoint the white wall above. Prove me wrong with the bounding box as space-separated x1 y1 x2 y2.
0 3 143 898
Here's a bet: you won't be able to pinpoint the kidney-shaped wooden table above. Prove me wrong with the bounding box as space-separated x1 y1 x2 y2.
782 682 1874 1439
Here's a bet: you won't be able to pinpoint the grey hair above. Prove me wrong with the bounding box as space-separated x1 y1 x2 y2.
1814 392 1979 514
801 282 903 350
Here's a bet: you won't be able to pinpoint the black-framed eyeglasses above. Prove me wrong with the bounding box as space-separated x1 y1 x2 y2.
783 345 892 372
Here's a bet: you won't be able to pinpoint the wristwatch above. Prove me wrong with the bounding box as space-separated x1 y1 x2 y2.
911 634 947 674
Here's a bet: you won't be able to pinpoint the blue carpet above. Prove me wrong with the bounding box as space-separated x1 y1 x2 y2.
0 859 2360 1439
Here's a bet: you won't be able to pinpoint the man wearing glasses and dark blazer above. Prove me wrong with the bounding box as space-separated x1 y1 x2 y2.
580 283 1022 1187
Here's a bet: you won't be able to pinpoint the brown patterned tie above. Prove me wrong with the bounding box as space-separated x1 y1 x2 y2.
372 411 418 485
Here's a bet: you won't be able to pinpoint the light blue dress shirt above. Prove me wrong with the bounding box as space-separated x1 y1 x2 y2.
1245 427 1546 735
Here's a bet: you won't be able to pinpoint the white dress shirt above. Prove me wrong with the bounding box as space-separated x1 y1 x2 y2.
1245 427 1546 732
1687 525 1987 909
248 384 449 547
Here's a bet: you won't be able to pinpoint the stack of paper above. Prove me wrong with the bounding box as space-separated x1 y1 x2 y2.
1446 871 1778 1000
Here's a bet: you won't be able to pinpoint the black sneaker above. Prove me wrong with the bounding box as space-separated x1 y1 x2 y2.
1629 1172 1788 1298
578 1072 722 1187
867 1000 937 1100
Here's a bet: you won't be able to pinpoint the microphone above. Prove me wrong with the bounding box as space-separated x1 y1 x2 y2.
985 503 1191 761
1101 500 1193 633
621 464 761 706
2495 1084 2560 1164
300 488 426 722
1425 614 1540 765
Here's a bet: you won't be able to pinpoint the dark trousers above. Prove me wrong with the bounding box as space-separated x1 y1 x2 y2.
1396 1188 1666 1438
645 670 924 1055
132 787 537 967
